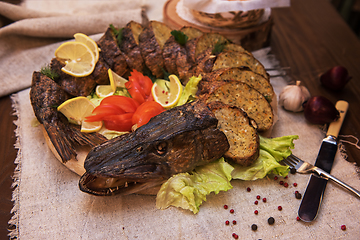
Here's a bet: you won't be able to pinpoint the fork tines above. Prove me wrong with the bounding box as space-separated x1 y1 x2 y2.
282 154 302 170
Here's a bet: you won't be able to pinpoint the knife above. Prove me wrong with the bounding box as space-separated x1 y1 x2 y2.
298 100 349 222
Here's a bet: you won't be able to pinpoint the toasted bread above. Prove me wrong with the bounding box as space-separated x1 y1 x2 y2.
199 81 273 131
212 51 269 80
205 67 274 102
208 101 259 166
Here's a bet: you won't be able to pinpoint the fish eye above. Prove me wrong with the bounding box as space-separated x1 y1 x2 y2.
136 146 143 152
155 142 167 155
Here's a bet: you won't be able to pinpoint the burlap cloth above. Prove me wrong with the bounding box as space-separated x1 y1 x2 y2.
3 1 360 239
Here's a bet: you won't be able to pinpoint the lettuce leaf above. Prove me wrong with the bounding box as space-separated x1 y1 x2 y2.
176 75 202 106
231 135 299 180
156 158 233 214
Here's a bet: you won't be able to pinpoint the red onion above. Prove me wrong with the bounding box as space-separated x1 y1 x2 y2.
320 66 352 91
303 96 339 124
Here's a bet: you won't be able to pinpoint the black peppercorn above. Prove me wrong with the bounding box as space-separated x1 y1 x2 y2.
251 224 258 231
268 217 275 225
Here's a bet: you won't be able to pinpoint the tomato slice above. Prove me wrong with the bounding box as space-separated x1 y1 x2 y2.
102 113 134 132
125 80 145 104
126 69 154 104
100 95 139 113
85 104 126 122
132 101 164 127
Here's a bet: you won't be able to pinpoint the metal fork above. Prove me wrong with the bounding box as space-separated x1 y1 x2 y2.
282 154 360 198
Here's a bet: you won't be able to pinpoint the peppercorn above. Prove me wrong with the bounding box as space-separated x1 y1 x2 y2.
232 220 237 225
268 217 275 225
262 198 267 203
224 204 228 209
341 225 346 231
230 209 234 214
284 182 289 188
278 206 282 211
295 191 302 199
254 200 258 205
247 187 251 192
293 183 298 187
256 195 261 199
254 210 259 215
225 220 230 225
232 233 239 239
251 224 258 231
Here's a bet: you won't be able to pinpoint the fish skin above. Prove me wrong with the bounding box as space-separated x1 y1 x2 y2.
30 72 107 162
79 100 229 196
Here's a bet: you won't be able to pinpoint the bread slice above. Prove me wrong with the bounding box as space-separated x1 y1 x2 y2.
212 51 269 80
207 101 259 166
205 67 275 102
199 81 274 131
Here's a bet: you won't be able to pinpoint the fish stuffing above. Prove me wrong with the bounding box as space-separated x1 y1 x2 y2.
79 100 230 196
30 72 107 162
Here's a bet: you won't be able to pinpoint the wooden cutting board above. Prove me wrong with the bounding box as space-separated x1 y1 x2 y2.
163 0 273 51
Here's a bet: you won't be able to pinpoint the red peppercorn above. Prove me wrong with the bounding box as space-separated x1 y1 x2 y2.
263 198 267 203
247 187 251 192
254 210 259 215
293 183 298 187
341 225 346 231
296 216 300 221
232 220 237 225
295 190 299 194
224 204 228 209
230 209 234 214
232 233 239 239
279 181 284 185
284 182 289 188
225 220 230 225
274 176 278 180
278 206 282 211
285 175 288 179
254 200 258 205
256 195 261 199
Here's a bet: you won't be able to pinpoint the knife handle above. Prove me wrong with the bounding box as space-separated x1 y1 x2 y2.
327 100 349 138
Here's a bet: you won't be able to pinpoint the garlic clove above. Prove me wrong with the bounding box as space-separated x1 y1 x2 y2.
279 80 311 112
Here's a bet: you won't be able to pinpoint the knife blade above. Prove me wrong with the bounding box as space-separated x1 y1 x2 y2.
298 100 349 222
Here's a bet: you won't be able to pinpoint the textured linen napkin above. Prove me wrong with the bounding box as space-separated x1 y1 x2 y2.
0 0 145 97
9 45 360 239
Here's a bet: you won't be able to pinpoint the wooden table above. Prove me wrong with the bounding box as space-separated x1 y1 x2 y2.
1 0 359 238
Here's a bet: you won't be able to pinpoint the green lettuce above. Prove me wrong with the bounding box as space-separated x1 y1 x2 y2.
176 75 202 106
156 158 233 214
231 135 299 180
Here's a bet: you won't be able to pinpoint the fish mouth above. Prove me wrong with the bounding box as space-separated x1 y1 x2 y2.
79 172 165 196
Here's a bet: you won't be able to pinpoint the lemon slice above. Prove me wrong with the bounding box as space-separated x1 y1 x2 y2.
74 33 100 62
57 96 102 133
151 75 183 108
108 69 128 91
95 85 114 98
55 41 96 77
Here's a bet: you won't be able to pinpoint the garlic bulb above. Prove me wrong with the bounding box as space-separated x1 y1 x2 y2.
279 81 311 112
